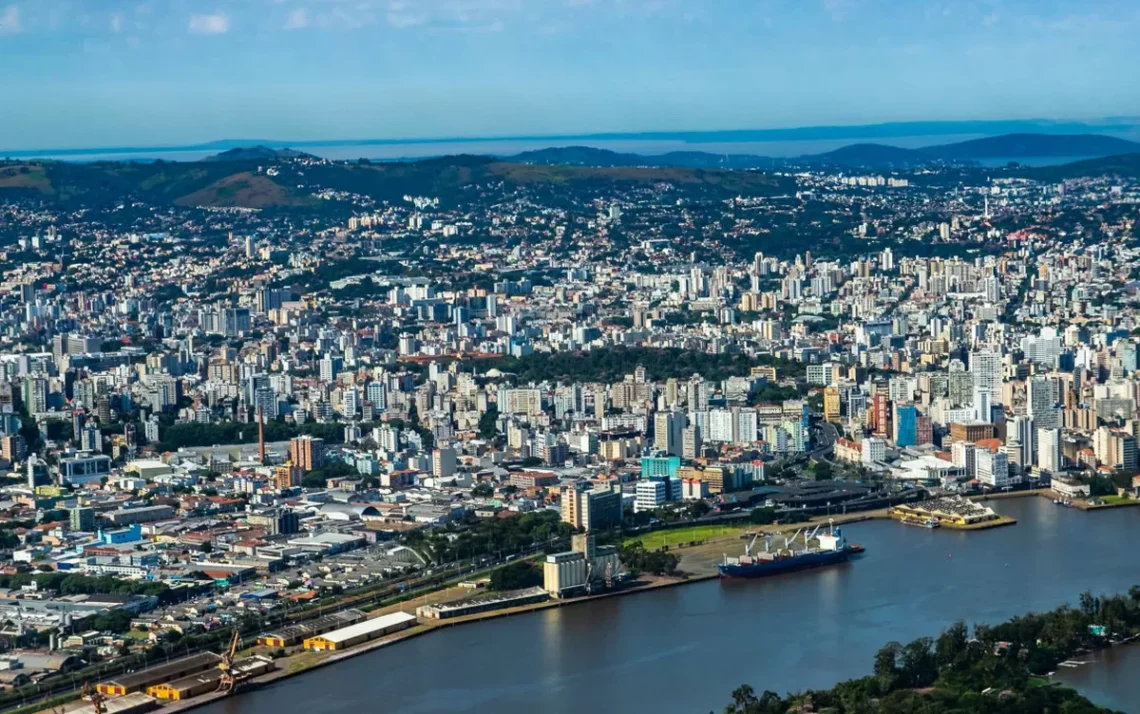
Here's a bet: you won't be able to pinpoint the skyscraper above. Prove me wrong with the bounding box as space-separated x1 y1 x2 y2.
654 411 685 458
289 436 325 472
969 349 1002 403
1038 427 1062 473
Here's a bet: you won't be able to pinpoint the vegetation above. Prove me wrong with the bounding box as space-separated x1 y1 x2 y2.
301 462 357 488
0 155 792 211
622 523 746 550
403 510 573 565
619 541 680 576
155 419 346 451
720 586 1140 714
477 347 805 384
488 561 542 591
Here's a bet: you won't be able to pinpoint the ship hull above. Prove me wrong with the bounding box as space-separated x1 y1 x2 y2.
717 548 851 578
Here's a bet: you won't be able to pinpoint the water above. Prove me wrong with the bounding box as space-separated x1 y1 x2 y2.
17 135 1110 165
1055 638 1140 712
197 497 1140 714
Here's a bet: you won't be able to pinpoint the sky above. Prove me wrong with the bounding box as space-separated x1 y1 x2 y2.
1 0 1139 150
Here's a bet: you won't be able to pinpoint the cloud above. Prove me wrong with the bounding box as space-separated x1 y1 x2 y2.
0 4 21 34
284 7 309 30
110 12 123 33
188 12 229 34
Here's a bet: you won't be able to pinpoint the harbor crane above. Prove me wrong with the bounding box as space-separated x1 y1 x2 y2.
216 629 248 695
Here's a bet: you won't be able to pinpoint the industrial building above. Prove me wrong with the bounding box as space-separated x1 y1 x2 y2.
51 692 158 714
416 587 549 620
258 609 367 648
146 657 272 700
543 533 621 599
97 653 222 696
302 611 417 651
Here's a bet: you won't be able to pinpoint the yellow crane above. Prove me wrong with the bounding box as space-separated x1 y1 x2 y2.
80 682 107 714
216 629 248 695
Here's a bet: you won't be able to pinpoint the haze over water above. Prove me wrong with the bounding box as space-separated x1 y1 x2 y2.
197 497 1140 714
22 132 1135 164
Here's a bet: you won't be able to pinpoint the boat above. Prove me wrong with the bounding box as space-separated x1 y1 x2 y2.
718 521 863 579
902 517 940 529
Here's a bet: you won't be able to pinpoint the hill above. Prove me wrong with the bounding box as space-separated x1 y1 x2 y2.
922 133 1140 160
1020 152 1140 181
510 146 777 170
799 143 929 167
0 154 790 209
203 146 315 162
510 134 1140 170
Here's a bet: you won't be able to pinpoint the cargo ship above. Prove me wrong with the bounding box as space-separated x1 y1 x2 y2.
718 521 862 578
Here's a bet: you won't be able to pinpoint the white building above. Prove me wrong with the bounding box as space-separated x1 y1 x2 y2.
634 479 666 513
1038 427 1063 473
951 441 976 480
861 437 886 465
976 448 1010 488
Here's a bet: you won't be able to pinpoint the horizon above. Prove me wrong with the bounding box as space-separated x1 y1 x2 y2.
3 0 1140 150
5 116 1140 160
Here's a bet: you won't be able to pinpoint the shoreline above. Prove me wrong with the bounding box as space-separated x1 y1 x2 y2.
75 490 1124 714
155 573 716 714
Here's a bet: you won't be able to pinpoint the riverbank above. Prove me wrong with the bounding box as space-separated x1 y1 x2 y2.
176 497 1140 714
146 573 714 714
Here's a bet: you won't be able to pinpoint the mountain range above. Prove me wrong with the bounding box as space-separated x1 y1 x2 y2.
2 136 1139 211
511 133 1140 170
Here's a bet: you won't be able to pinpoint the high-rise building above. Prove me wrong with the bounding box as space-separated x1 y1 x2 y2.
1 434 26 463
969 349 1003 403
653 411 685 458
976 448 1010 488
1027 376 1059 430
319 355 344 384
682 424 702 459
823 386 841 423
560 484 622 531
274 463 304 490
289 436 325 472
69 507 96 532
893 404 917 447
951 441 977 479
1038 428 1063 473
432 447 457 478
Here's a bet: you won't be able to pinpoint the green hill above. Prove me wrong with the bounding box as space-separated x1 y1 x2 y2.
0 153 791 209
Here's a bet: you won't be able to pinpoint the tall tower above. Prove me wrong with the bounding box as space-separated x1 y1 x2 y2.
257 407 266 465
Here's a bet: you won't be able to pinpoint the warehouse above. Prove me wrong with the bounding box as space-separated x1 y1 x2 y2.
97 652 221 696
303 612 417 651
416 587 549 620
146 657 272 701
258 609 367 648
48 692 159 714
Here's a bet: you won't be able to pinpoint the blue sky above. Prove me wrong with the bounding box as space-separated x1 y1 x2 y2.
1 0 1139 149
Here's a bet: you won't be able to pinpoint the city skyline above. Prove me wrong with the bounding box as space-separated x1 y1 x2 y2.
3 0 1140 149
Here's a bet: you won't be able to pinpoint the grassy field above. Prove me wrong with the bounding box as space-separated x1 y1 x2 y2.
622 523 750 550
1089 495 1139 508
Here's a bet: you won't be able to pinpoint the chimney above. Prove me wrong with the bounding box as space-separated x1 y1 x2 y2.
258 407 266 465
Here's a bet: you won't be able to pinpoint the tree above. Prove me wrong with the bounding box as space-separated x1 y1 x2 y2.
688 500 712 519
472 482 494 498
749 507 776 525
873 642 901 691
489 561 542 591
935 620 969 669
478 407 500 439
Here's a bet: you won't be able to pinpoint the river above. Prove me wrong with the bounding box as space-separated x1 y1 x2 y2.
198 497 1140 714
